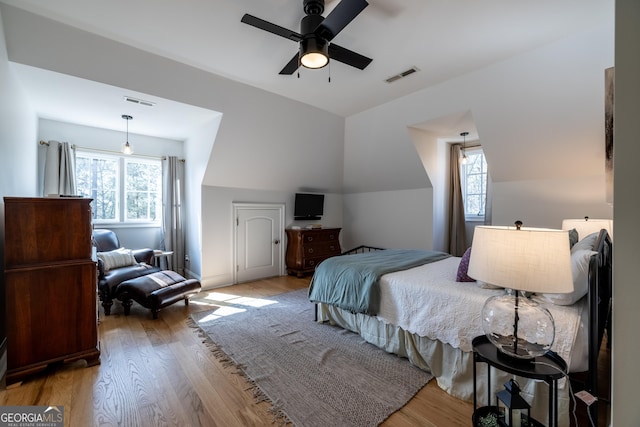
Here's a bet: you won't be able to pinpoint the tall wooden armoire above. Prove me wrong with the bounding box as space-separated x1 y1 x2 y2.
4 197 100 384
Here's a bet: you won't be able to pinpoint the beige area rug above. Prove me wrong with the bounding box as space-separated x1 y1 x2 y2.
190 289 433 427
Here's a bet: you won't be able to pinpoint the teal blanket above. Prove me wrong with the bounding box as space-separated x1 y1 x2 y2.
308 249 451 315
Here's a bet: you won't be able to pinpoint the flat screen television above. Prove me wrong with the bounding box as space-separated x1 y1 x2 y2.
294 193 324 220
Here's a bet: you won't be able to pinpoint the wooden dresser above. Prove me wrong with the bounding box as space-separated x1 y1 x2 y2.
4 197 100 383
285 228 341 277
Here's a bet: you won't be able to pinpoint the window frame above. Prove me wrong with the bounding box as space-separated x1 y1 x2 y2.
460 146 487 222
123 156 162 224
76 149 162 226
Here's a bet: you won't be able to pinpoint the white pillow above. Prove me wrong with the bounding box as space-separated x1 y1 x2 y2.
97 248 138 272
571 231 599 253
541 249 596 306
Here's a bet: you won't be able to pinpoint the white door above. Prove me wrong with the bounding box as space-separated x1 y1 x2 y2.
234 203 285 283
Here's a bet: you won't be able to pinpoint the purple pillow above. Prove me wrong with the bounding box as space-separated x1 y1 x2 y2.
456 247 475 282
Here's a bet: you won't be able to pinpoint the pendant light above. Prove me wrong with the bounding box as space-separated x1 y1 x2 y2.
460 131 469 165
121 114 134 155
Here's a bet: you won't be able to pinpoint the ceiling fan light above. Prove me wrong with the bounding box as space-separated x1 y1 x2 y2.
300 37 328 69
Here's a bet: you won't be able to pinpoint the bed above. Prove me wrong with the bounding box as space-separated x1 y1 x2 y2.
309 229 612 425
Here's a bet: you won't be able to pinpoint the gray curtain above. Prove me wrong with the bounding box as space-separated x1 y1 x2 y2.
41 140 77 196
484 173 493 225
447 143 467 256
161 156 186 276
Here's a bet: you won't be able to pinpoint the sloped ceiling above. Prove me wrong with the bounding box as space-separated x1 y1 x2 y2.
0 0 613 134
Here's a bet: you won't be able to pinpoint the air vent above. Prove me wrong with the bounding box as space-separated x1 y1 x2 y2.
385 66 419 83
124 96 156 107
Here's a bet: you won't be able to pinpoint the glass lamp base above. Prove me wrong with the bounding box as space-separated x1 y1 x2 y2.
482 291 555 359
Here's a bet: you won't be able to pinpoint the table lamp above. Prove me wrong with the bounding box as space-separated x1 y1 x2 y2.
468 222 574 359
562 216 613 240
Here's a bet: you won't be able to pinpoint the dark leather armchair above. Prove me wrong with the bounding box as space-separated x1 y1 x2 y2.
93 229 160 315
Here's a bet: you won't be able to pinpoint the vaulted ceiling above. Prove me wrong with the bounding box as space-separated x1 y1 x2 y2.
0 0 612 138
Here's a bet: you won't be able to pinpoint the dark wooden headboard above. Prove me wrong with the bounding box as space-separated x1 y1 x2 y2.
588 229 612 418
572 228 612 423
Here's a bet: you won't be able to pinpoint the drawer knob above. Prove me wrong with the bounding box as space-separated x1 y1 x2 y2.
308 248 314 254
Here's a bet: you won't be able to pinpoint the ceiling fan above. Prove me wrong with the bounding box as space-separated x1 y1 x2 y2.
241 0 373 75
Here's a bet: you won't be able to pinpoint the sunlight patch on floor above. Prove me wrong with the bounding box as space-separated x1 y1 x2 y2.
196 305 247 322
200 292 278 308
190 292 280 321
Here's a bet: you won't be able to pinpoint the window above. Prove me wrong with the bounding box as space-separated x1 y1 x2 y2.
460 146 487 220
76 151 162 224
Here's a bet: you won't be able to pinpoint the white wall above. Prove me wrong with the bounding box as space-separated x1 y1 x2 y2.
183 116 221 280
201 187 343 288
492 176 613 228
612 0 640 424
0 6 38 386
342 189 433 251
408 127 449 251
344 21 614 248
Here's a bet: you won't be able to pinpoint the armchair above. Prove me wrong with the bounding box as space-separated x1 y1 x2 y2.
93 229 160 315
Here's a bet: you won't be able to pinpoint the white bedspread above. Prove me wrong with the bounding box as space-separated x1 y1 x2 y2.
376 256 587 369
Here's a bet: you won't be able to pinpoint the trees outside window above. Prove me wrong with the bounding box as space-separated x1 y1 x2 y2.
76 151 161 223
460 147 487 220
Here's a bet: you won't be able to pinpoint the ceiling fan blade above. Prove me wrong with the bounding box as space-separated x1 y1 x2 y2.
279 53 300 75
328 43 372 70
241 14 302 42
315 0 368 41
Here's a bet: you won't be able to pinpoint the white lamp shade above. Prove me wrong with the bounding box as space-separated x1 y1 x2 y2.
468 226 574 294
562 218 613 240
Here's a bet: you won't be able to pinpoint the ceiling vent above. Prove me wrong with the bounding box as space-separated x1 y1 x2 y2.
385 66 419 83
124 96 155 107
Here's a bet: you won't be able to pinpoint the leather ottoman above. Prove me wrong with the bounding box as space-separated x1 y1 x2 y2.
116 270 201 319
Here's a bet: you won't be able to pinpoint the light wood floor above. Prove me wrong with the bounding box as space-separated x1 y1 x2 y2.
0 275 608 426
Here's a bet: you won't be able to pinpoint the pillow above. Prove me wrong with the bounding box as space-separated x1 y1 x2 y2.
456 247 475 282
97 248 138 272
571 231 599 253
540 248 596 305
568 228 579 249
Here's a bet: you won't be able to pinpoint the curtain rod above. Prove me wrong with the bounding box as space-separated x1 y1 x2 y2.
39 140 184 162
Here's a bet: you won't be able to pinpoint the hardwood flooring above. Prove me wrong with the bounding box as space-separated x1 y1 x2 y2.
0 275 609 427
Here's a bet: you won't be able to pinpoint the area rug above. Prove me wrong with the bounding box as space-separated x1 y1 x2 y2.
189 289 433 427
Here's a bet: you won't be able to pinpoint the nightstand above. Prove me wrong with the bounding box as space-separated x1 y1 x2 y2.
153 250 174 270
472 335 567 427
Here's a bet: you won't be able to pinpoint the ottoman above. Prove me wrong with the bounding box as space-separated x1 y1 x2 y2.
116 270 201 319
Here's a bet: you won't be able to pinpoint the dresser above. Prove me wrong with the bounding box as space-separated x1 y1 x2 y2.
285 228 341 277
4 197 100 384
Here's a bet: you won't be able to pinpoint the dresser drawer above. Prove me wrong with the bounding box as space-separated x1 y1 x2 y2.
301 230 340 243
302 256 328 270
285 227 342 277
304 241 341 257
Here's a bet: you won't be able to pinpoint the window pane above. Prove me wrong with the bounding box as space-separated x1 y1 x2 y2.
125 159 162 222
76 151 162 223
76 154 118 221
460 148 487 218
